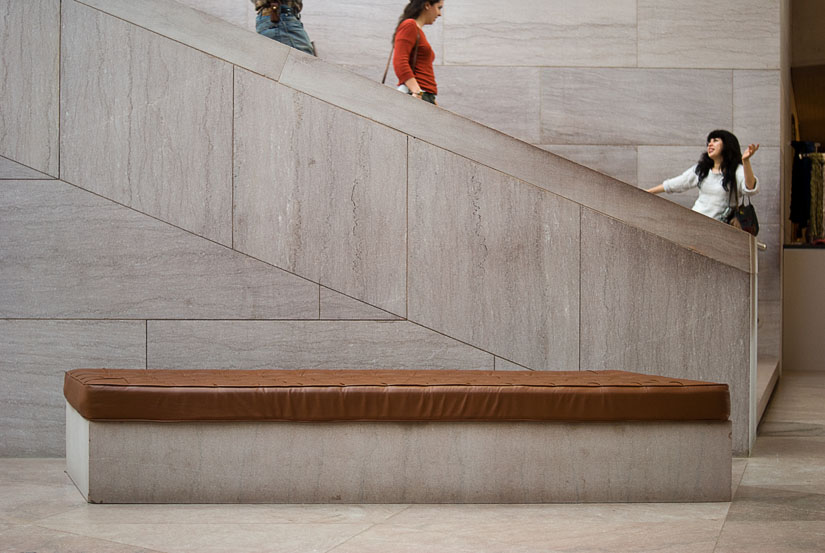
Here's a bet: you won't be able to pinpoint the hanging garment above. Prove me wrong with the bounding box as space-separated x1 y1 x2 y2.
790 141 817 226
810 154 825 241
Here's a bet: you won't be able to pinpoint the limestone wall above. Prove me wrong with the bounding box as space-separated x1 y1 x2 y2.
0 0 756 455
180 0 784 360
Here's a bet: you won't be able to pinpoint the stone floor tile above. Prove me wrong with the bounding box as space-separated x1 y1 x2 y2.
761 372 825 428
726 486 825 521
759 421 825 438
762 407 825 429
329 520 723 553
732 458 749 496
740 437 825 492
0 480 86 524
39 503 407 526
714 521 825 552
35 522 374 553
339 504 727 553
749 436 825 459
383 503 729 528
329 524 538 553
0 524 162 553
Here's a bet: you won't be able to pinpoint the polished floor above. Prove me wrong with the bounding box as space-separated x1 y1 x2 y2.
1 371 823 553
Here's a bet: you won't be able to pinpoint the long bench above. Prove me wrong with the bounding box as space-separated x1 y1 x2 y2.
64 368 732 504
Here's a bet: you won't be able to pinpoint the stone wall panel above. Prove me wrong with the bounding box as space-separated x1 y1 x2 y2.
408 139 580 369
234 70 408 316
0 0 59 176
61 0 234 245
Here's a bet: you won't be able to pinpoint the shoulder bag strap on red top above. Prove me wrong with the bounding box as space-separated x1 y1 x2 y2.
382 29 420 84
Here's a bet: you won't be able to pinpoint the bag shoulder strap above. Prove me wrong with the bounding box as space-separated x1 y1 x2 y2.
727 173 742 208
382 28 420 84
381 46 393 84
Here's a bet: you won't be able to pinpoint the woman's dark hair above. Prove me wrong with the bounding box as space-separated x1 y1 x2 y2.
695 129 742 191
393 0 431 41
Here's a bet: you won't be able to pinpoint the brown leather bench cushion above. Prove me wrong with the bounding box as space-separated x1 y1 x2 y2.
64 369 730 422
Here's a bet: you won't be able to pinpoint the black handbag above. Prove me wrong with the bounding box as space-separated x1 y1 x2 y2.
725 185 759 236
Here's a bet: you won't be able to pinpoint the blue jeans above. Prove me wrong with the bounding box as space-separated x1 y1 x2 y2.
255 11 314 56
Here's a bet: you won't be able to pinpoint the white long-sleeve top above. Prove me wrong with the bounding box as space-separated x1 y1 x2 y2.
663 164 758 221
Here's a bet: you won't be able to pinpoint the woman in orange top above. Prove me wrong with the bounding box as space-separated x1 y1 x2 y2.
392 0 444 105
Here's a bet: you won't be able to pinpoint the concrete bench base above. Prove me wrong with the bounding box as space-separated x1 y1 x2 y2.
66 403 731 504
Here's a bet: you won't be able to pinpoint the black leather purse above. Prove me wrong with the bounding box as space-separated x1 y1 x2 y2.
725 185 759 236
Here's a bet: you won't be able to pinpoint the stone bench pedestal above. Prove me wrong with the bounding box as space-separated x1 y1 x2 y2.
64 369 732 503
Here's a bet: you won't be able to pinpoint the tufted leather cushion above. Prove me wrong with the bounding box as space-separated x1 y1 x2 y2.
64 369 730 423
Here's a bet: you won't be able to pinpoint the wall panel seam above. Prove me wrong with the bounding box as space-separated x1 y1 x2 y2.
57 0 62 179
231 64 236 251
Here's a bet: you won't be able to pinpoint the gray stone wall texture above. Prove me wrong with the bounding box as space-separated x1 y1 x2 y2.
179 0 783 360
0 0 777 456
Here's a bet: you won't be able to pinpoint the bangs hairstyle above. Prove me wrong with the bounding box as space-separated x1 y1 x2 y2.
695 129 743 191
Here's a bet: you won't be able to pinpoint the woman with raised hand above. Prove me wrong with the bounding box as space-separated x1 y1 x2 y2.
392 0 444 105
647 130 760 222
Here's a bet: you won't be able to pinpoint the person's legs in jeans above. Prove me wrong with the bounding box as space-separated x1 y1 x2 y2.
255 13 314 55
